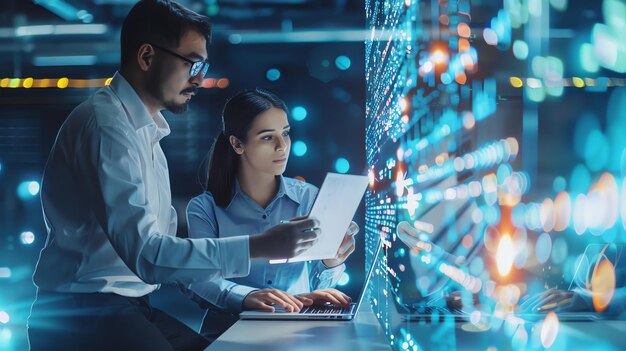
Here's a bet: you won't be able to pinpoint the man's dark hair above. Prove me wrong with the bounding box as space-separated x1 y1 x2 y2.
120 0 211 67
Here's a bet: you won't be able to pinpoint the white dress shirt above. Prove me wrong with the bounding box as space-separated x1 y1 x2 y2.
32 72 250 297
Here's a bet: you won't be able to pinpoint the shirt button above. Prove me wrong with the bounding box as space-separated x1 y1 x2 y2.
267 280 272 285
262 214 267 219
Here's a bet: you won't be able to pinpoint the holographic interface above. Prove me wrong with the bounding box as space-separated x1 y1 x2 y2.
365 0 626 349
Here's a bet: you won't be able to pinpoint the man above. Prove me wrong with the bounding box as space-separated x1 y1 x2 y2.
27 1 318 350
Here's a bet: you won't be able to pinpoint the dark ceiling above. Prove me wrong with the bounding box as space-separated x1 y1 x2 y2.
0 0 365 74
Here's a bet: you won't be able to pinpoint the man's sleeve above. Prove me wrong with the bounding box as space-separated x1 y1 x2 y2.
90 124 250 285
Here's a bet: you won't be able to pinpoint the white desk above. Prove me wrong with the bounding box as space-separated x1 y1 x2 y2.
206 302 626 351
205 302 391 351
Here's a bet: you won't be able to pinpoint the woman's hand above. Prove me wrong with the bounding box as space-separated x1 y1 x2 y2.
323 221 359 268
243 288 312 312
296 288 352 308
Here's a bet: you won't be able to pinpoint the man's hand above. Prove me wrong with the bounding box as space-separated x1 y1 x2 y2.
323 221 359 268
249 218 319 260
396 220 433 253
519 288 592 314
295 288 352 308
243 288 312 313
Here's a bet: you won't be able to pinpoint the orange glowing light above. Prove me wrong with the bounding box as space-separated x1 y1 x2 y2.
435 154 445 166
68 79 89 88
455 72 467 85
462 234 473 249
553 191 571 232
368 168 376 188
458 38 470 52
203 78 216 88
431 50 448 64
399 97 408 112
38 79 51 88
462 111 475 129
591 258 616 313
457 23 471 38
217 78 229 89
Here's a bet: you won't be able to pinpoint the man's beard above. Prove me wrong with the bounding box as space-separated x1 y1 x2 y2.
163 99 189 114
163 86 199 114
145 68 195 115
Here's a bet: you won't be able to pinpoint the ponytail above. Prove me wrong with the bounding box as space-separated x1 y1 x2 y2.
204 132 239 207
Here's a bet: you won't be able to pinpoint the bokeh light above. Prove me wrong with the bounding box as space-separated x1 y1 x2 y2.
540 312 559 348
266 68 281 81
512 40 528 60
535 233 552 264
335 56 351 70
292 141 307 157
335 158 350 174
17 181 40 199
0 312 8 324
496 235 514 276
292 106 308 121
20 231 35 245
591 258 616 313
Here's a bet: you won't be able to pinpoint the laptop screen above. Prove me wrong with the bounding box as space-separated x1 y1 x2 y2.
354 239 383 314
568 243 626 291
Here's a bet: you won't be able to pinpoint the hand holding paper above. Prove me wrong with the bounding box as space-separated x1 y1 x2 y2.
271 173 368 264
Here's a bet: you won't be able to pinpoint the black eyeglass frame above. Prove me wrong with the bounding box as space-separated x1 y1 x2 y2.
151 43 210 78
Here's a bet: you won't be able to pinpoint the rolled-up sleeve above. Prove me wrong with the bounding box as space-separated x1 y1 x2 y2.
309 260 345 290
185 197 257 312
91 124 250 285
168 206 178 235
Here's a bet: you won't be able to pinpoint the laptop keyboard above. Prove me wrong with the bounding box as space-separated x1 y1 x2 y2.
408 305 463 315
293 304 355 314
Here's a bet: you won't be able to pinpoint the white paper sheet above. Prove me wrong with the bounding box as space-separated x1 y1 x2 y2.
270 173 369 264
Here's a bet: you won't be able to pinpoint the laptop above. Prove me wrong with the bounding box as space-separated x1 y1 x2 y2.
516 243 625 321
240 239 382 321
397 243 623 322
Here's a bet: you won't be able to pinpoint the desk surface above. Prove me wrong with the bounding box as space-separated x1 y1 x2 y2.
206 299 626 351
205 302 391 351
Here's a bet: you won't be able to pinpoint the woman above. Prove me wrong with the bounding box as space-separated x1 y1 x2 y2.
185 89 358 340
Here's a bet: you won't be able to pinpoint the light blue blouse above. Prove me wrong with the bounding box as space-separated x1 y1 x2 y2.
184 176 345 315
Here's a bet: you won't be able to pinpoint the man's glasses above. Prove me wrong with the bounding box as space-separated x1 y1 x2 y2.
151 43 210 78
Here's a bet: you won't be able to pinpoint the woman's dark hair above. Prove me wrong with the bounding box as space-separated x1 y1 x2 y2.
120 0 211 67
201 89 289 207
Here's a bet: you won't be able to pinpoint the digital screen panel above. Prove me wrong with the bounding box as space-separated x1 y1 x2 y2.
365 0 626 349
